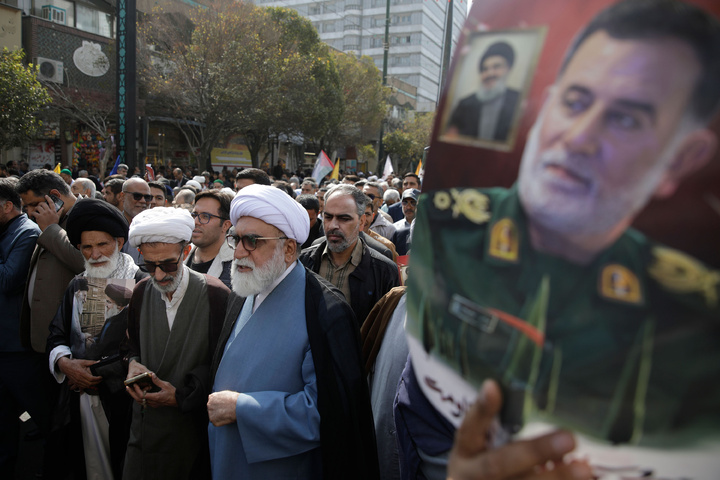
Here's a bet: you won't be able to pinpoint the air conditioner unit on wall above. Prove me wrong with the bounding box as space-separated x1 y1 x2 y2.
34 57 64 83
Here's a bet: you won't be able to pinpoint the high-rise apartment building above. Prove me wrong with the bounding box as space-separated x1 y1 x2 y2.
253 0 467 112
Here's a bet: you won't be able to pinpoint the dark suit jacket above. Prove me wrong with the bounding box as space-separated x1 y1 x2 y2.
448 88 520 142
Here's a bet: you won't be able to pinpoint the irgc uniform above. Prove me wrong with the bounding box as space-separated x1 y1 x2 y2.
407 185 720 445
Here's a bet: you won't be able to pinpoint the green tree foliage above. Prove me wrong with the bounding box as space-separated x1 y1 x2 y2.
383 111 435 171
0 48 51 149
140 0 344 168
311 52 388 153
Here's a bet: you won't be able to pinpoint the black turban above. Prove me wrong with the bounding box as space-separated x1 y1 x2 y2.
479 41 515 71
66 198 129 248
104 283 132 307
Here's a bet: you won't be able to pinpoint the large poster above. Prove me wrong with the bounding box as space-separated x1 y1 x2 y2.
406 0 720 478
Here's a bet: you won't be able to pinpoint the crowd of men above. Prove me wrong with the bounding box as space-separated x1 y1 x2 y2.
0 158 427 480
1 1 719 479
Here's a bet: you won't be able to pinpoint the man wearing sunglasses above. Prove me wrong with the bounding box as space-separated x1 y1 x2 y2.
123 207 230 480
363 182 396 241
208 184 379 480
120 178 152 265
185 190 234 288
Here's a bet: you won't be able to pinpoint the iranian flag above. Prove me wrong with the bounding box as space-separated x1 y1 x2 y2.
312 150 334 183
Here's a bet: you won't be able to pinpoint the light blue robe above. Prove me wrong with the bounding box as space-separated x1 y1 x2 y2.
209 264 321 479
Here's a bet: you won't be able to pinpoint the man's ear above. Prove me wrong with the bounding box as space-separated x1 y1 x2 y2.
116 237 125 251
182 243 192 260
221 219 232 234
655 128 717 199
284 239 297 264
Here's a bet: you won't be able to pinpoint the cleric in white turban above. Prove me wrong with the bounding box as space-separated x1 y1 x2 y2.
229 183 310 245
128 207 195 248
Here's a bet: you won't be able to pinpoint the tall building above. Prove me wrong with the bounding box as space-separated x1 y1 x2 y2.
254 0 467 112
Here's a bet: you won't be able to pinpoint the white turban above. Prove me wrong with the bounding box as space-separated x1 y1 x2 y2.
193 175 206 184
230 184 310 244
128 207 195 248
186 180 202 190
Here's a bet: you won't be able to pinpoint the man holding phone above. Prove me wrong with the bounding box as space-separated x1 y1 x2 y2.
16 170 84 354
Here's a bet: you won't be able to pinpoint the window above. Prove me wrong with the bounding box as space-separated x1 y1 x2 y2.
393 35 412 44
309 5 320 14
76 4 112 37
392 14 412 25
371 37 383 48
323 22 336 33
42 5 66 24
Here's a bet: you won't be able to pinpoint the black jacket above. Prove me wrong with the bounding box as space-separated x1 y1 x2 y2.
211 268 380 480
300 237 400 326
448 88 520 141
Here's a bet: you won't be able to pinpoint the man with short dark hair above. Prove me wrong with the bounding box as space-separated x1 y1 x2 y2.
0 178 46 476
316 186 329 212
117 164 129 178
171 168 190 188
296 194 324 249
299 184 399 325
123 207 230 479
300 179 318 195
17 170 85 354
186 190 234 288
103 178 125 209
235 168 271 191
148 181 168 208
447 41 520 141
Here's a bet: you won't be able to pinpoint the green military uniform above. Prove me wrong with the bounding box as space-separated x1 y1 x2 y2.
407 185 720 446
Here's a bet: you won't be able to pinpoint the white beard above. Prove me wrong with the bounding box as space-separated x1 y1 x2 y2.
84 243 120 278
231 241 288 298
105 303 121 318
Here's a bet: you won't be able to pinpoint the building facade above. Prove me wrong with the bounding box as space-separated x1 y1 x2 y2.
254 0 467 112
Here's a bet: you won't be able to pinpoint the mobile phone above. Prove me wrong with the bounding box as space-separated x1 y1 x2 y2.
124 372 153 389
47 194 64 212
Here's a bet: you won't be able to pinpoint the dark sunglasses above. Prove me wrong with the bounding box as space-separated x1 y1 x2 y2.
226 234 288 251
366 194 377 200
127 192 154 203
139 254 183 274
191 211 228 224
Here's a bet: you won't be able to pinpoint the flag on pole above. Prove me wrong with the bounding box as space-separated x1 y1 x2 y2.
53 163 61 174
382 155 394 180
108 155 121 176
415 159 422 176
329 157 340 180
145 164 155 181
312 150 334 184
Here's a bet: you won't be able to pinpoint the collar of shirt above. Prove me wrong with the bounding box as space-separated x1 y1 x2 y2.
161 264 190 330
253 260 297 313
321 238 363 269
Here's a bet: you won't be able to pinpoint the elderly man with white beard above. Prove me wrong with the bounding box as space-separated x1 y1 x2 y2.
207 184 379 480
47 199 148 480
121 206 230 480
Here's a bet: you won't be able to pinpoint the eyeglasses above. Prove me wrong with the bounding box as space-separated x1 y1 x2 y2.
191 211 228 224
126 192 153 203
139 254 183 274
366 194 378 200
226 234 288 251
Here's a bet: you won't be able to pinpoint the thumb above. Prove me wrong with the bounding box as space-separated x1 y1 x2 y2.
453 379 503 457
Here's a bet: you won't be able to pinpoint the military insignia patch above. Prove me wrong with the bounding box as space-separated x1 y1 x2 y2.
489 218 519 262
599 264 642 304
648 246 719 308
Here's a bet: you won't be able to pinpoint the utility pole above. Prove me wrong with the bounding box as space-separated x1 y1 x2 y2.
440 0 454 94
377 0 391 167
116 0 137 170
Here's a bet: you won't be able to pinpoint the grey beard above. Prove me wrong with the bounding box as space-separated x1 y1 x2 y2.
476 79 507 102
151 264 184 294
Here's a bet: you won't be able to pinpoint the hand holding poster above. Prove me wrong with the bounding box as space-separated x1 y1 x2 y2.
403 0 720 478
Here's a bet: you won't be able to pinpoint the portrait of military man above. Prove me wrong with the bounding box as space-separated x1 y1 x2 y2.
407 0 720 448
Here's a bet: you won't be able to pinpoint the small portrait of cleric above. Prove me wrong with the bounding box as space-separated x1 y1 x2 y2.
440 28 544 150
